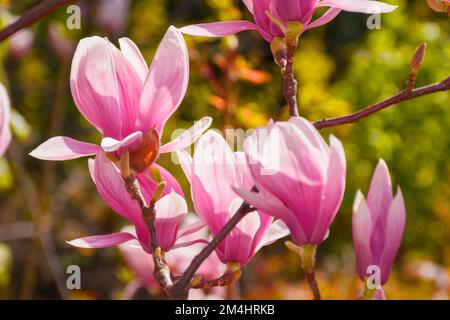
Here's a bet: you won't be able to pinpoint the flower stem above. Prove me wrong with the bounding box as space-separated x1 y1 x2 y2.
271 22 303 117
286 241 321 300
360 285 377 300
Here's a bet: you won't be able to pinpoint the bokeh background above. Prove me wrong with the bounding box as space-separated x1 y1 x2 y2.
0 0 449 299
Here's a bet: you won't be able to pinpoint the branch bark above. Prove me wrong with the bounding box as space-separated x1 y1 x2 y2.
0 0 75 42
123 175 178 297
281 41 299 117
314 76 450 130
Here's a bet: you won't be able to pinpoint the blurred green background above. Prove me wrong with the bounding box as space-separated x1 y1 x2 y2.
0 0 449 299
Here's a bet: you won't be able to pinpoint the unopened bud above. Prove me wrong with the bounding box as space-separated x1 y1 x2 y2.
151 181 166 205
410 43 427 72
129 128 160 173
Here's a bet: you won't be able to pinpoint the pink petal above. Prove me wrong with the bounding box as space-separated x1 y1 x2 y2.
192 131 238 214
159 116 212 153
234 151 254 190
352 191 373 281
252 0 273 38
0 85 11 157
29 136 99 161
247 122 326 239
139 26 188 134
0 124 11 157
224 210 261 264
232 187 308 245
118 37 148 84
172 238 209 250
275 0 303 21
379 187 406 284
304 8 342 31
191 175 219 232
367 159 393 223
70 36 122 138
107 40 143 138
318 0 397 13
310 135 346 244
180 20 272 41
242 0 254 13
100 131 143 152
176 150 194 183
154 191 187 251
67 232 136 248
289 117 330 157
177 219 206 239
256 219 290 252
373 288 386 300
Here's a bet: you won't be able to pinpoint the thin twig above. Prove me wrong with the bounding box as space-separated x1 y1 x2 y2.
123 175 176 297
281 41 299 117
314 76 450 130
0 0 75 42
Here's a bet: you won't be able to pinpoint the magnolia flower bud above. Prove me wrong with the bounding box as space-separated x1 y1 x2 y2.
410 43 427 72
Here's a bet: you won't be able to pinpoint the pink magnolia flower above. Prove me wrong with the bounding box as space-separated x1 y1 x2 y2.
30 26 211 197
67 151 207 253
0 83 12 157
180 0 397 42
120 218 227 299
234 117 346 246
352 159 406 290
177 130 290 266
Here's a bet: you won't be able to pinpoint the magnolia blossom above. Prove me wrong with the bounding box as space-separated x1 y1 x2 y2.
68 151 207 253
0 83 11 157
180 0 397 42
234 118 346 246
120 220 226 299
177 130 289 266
30 26 211 197
352 160 406 299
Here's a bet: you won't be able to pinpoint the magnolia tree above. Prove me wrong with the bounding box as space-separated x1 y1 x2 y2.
0 0 449 300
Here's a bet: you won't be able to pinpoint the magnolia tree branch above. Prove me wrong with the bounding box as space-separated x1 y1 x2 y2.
0 0 75 42
122 172 177 297
314 76 450 130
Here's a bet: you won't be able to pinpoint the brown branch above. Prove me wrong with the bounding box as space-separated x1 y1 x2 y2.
314 76 450 130
0 0 75 42
281 41 299 117
123 175 177 297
